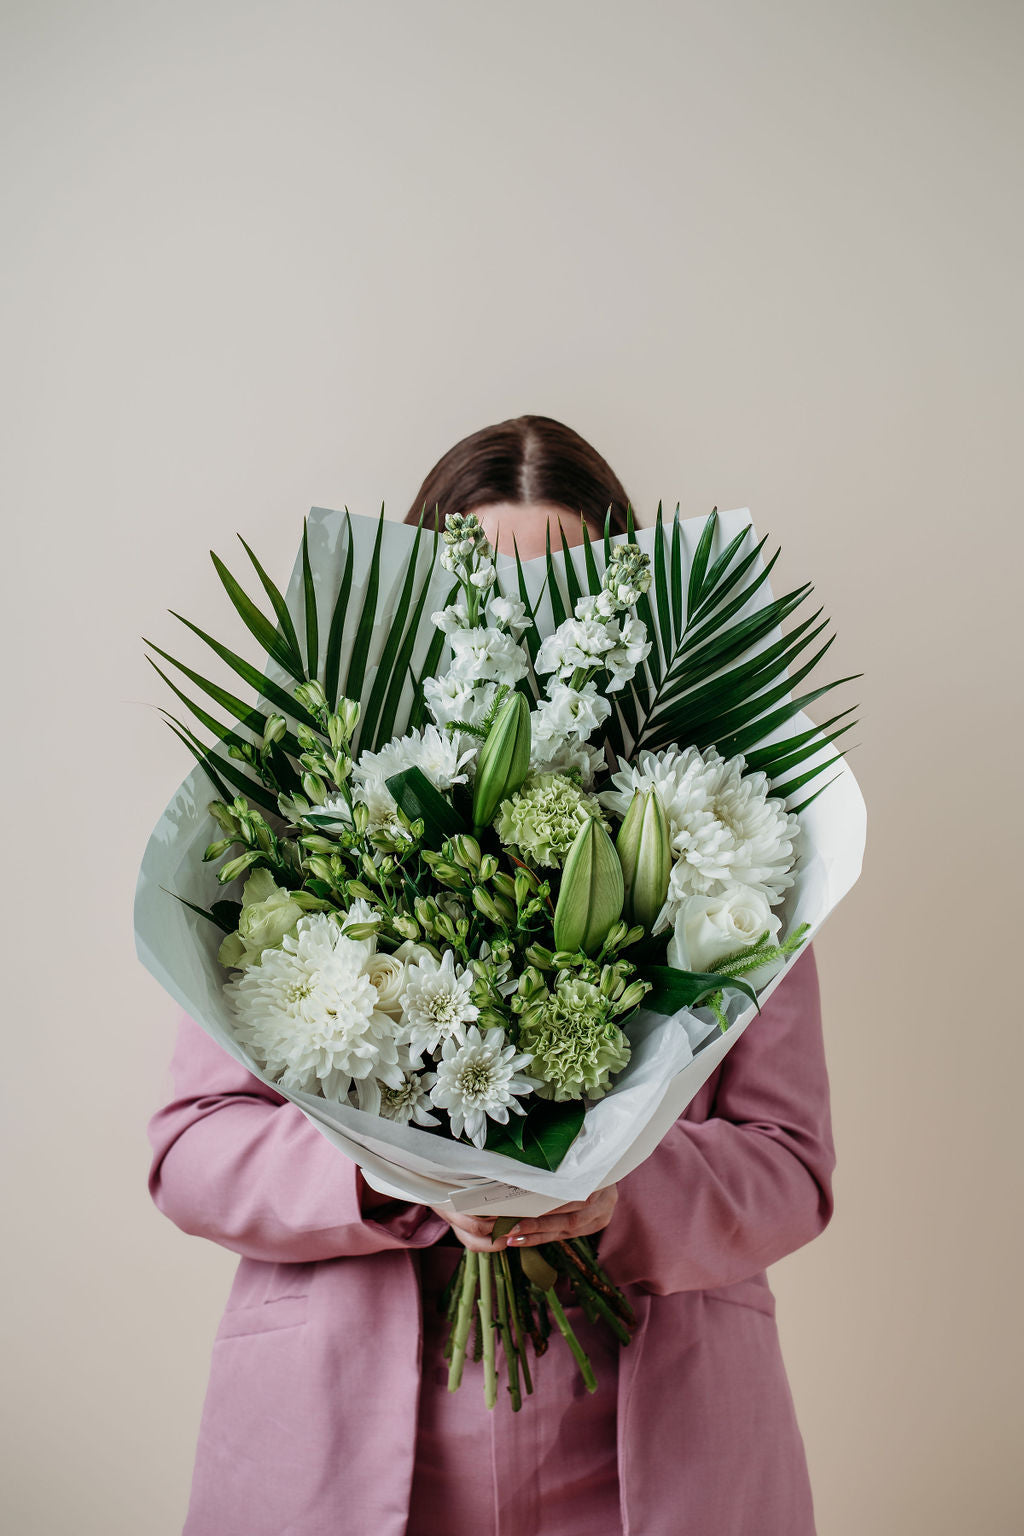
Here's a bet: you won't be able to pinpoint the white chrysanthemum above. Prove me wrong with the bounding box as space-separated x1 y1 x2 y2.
352 725 474 796
399 948 480 1057
600 745 800 913
351 1052 440 1125
224 914 404 1101
429 1025 538 1148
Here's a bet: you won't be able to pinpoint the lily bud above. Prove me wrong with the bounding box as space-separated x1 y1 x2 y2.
218 850 262 884
301 772 327 805
262 714 287 747
616 789 671 932
553 818 624 956
472 692 531 829
448 834 482 872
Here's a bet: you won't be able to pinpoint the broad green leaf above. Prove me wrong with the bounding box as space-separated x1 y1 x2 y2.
642 965 758 1015
385 766 466 844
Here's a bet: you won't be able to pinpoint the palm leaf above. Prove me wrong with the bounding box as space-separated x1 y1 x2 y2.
156 618 317 732
301 518 319 677
407 580 460 731
358 513 431 751
157 709 279 813
345 509 386 736
324 510 355 708
373 522 442 747
236 533 303 670
210 549 305 682
686 507 718 616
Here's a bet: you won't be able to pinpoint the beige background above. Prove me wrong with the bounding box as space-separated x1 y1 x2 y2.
2 1 1022 1531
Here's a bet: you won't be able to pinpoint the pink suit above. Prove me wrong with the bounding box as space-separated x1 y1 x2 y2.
147 943 834 1535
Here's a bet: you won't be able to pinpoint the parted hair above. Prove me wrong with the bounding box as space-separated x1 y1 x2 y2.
403 414 633 536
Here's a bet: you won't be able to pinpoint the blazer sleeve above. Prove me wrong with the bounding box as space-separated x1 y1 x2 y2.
146 1012 449 1263
596 941 836 1294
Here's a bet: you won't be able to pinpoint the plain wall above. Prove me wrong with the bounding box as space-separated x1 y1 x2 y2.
2 1 1021 1531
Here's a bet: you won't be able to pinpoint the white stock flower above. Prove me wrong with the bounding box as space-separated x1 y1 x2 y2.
667 887 784 989
603 615 651 690
224 914 403 1101
486 595 529 635
429 1025 538 1148
430 601 472 634
448 627 529 687
423 673 499 731
399 948 479 1057
538 680 612 741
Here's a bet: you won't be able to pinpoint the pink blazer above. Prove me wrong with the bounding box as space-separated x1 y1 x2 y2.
147 943 834 1535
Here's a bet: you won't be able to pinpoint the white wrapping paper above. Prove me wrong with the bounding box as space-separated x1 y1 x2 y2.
135 506 866 1216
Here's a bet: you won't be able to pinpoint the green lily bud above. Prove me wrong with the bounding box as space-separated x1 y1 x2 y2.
492 871 516 903
343 921 380 941
262 714 287 747
294 679 328 718
472 692 531 829
434 912 458 944
219 850 262 884
202 837 237 862
448 834 482 872
524 943 555 970
391 914 420 941
614 980 651 1015
553 818 624 956
207 800 240 834
296 724 321 753
345 880 377 903
301 772 327 806
300 834 338 854
616 789 671 932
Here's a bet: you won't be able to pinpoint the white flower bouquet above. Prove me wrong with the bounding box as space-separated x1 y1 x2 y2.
135 502 865 1407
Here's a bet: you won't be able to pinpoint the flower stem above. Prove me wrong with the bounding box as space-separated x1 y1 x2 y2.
493 1255 522 1411
448 1250 478 1393
498 1250 533 1396
544 1288 597 1393
478 1254 497 1409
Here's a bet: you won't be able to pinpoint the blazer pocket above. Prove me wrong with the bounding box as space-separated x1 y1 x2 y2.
702 1273 777 1318
215 1293 310 1340
215 1260 316 1340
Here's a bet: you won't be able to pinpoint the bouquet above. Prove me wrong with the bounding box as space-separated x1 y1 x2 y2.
135 501 865 1410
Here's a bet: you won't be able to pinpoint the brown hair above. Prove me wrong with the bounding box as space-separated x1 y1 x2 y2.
403 414 633 536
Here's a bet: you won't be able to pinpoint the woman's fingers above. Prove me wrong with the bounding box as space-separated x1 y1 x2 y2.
429 1187 619 1251
505 1186 618 1248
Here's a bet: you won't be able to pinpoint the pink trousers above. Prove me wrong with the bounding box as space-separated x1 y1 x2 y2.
407 1243 624 1536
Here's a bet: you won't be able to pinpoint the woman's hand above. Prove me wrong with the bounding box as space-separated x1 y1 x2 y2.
429 1185 618 1252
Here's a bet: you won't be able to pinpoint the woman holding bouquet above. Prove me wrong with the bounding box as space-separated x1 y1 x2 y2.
147 414 836 1536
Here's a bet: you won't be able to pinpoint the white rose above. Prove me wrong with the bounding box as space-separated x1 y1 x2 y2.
393 939 436 968
365 953 407 1015
667 886 784 991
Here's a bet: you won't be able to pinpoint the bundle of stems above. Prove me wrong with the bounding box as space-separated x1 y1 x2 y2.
440 1224 636 1411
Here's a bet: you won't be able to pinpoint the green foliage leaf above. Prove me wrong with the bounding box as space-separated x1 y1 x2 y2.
641 965 758 1015
385 766 466 844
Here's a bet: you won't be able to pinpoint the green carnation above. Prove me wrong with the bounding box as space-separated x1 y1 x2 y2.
495 772 608 868
517 976 631 1101
218 869 305 969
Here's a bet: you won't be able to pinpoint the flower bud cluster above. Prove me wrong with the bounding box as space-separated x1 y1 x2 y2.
439 512 497 591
